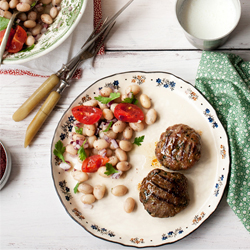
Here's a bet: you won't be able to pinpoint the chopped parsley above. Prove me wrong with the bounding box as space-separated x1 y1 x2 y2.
104 163 118 176
75 126 83 135
122 92 138 105
133 135 145 146
102 121 113 132
78 140 87 161
53 140 66 163
74 183 79 194
94 92 120 104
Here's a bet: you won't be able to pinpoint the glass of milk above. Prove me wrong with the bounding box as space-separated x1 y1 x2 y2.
176 0 241 50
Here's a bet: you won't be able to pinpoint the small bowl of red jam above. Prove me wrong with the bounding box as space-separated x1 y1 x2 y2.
0 141 12 190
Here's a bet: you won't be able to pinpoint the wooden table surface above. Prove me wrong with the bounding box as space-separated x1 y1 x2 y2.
1 0 250 249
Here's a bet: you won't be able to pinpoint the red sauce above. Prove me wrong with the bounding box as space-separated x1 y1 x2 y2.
0 144 7 180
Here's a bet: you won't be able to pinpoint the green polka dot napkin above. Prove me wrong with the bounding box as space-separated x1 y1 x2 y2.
195 51 250 232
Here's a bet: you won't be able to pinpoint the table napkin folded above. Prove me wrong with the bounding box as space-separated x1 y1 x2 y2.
195 51 250 232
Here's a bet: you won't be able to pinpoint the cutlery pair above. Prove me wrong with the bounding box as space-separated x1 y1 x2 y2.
12 0 134 147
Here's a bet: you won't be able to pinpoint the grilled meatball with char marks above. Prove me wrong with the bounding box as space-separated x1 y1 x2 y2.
155 124 201 171
139 169 190 218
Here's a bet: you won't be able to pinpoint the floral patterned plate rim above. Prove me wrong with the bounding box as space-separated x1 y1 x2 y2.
51 71 229 247
3 0 88 64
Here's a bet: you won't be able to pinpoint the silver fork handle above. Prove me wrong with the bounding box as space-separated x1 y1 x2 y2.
0 11 19 64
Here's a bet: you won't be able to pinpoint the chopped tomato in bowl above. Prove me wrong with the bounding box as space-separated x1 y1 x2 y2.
82 155 109 173
72 106 102 125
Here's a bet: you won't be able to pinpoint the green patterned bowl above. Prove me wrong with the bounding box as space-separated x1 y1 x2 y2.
3 0 88 65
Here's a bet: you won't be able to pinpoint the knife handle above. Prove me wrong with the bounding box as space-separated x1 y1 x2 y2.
24 91 61 148
12 74 60 122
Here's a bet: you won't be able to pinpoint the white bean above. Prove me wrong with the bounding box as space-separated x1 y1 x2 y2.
110 103 118 113
73 134 85 141
71 170 89 182
87 135 97 148
119 140 133 152
39 0 51 4
23 20 36 28
41 13 53 24
3 10 12 18
123 126 133 140
100 87 113 97
81 194 95 204
112 120 126 133
20 0 32 4
27 11 37 21
109 139 120 150
31 24 42 36
66 144 77 155
97 166 109 178
102 109 113 120
103 130 117 139
111 185 128 196
116 161 131 171
93 185 106 200
83 100 98 107
52 0 61 6
97 101 107 110
49 6 58 18
124 197 136 213
16 2 31 12
0 1 9 10
106 149 113 157
91 148 99 155
78 183 93 194
17 12 27 21
25 35 35 46
140 94 151 109
115 148 127 162
145 108 157 125
125 85 141 95
108 156 119 166
93 139 109 150
9 0 18 8
85 124 96 136
129 122 144 132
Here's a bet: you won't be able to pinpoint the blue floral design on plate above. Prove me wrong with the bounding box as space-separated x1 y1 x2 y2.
203 108 218 128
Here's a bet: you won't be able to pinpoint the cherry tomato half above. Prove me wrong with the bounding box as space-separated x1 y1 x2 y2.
114 103 144 123
0 28 15 50
72 106 102 125
82 155 109 173
7 25 27 53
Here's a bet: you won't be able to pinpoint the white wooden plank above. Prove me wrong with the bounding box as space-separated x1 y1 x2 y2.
102 0 250 50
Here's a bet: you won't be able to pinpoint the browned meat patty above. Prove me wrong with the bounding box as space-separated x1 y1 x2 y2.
155 124 201 171
139 169 190 218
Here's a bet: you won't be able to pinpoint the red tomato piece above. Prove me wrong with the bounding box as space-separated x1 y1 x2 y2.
8 26 27 53
114 103 144 123
72 106 102 125
82 155 109 173
0 28 15 50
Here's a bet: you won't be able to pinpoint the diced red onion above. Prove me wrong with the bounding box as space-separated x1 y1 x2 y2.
110 139 119 149
128 92 133 98
59 162 71 170
73 121 81 127
103 135 111 143
82 204 93 209
75 144 81 150
111 170 123 179
98 149 107 157
72 141 76 147
84 142 89 149
107 100 114 108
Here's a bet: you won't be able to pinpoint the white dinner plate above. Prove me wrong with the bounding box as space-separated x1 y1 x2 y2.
51 71 229 247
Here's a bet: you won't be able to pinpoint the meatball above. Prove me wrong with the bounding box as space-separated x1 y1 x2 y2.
139 169 190 218
155 124 201 171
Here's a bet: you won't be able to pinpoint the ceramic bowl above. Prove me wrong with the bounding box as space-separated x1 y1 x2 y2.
0 141 12 190
2 0 88 64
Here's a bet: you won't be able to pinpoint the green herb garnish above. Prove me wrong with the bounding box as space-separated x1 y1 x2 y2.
133 135 145 146
53 140 66 163
122 93 138 105
75 126 83 135
20 44 35 53
74 183 79 194
102 122 113 132
94 92 120 104
78 140 87 161
0 17 9 31
104 163 118 176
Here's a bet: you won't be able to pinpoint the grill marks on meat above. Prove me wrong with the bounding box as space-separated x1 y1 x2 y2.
139 169 190 218
155 124 201 171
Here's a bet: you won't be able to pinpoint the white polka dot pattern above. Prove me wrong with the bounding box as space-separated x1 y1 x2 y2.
195 51 250 232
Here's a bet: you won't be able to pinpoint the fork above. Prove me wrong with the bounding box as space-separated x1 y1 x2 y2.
21 0 134 147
